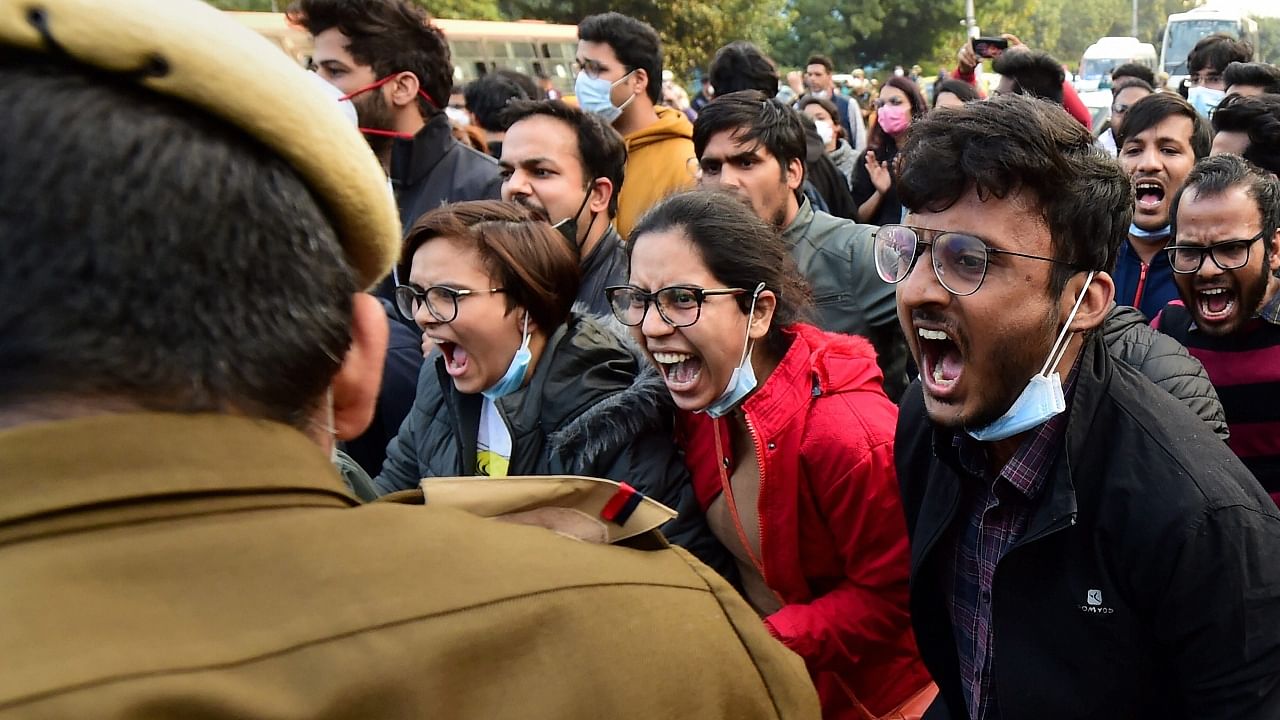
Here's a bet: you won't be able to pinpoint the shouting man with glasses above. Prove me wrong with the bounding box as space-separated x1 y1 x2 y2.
1155 154 1280 506
881 95 1280 719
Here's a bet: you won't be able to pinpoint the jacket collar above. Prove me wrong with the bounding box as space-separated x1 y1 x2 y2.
389 112 455 188
780 197 815 248
0 413 356 531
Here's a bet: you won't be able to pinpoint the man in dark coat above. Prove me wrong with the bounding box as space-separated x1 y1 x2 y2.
882 95 1280 719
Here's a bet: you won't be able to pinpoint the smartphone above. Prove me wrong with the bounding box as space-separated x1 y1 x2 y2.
971 37 1008 59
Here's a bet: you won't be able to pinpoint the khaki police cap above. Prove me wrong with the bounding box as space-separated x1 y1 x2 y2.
0 0 400 289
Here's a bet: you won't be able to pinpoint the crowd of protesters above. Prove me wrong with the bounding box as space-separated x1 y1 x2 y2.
2 0 1280 718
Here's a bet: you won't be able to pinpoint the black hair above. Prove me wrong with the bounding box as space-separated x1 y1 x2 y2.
1210 93 1280 176
805 54 834 73
494 69 541 102
992 49 1065 104
867 76 928 153
0 55 356 427
1115 92 1211 159
1170 153 1280 246
1110 62 1156 86
931 78 980 108
1187 33 1253 75
626 189 812 359
287 0 450 117
709 41 779 98
897 95 1132 297
463 74 528 132
578 13 662 104
500 99 628 216
1223 61 1280 94
693 90 807 179
402 201 581 335
1112 77 1154 95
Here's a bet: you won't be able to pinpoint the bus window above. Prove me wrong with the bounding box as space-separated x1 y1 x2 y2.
1163 19 1242 75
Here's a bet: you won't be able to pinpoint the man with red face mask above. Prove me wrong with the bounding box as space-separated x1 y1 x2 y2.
288 0 500 244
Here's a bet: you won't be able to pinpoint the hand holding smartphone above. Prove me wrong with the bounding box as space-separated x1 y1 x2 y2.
971 37 1008 59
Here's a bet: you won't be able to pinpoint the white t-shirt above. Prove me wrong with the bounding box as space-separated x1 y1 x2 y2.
476 397 512 477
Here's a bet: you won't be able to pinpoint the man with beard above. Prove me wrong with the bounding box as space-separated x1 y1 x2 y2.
288 0 500 241
882 94 1280 719
693 90 907 399
1155 154 1280 506
499 100 627 317
1113 92 1212 318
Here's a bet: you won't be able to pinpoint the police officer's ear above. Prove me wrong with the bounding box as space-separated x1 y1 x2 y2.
1062 271 1115 334
330 293 390 440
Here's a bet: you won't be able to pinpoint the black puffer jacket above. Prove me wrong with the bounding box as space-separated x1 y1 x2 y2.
374 312 726 569
1102 304 1229 441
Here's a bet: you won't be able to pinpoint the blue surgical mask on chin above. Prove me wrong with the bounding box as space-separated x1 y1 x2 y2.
482 314 532 401
1129 222 1170 239
966 272 1096 442
1187 85 1226 118
704 284 766 419
574 70 636 125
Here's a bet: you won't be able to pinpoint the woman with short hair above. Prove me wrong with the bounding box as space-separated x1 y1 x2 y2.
375 201 717 561
612 189 931 719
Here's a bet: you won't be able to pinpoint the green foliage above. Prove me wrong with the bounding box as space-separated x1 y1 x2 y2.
205 0 503 21
500 0 783 79
770 0 966 70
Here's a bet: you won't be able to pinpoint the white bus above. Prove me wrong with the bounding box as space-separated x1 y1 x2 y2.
1160 5 1258 89
226 12 579 94
1076 37 1158 92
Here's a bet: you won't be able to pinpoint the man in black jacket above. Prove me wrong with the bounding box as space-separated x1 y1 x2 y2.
288 0 501 258
879 95 1280 719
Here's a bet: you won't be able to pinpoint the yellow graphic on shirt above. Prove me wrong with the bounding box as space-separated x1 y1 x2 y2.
477 450 509 477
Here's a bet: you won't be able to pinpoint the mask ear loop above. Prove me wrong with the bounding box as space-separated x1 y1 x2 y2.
1039 271 1096 378
519 312 531 348
736 282 767 367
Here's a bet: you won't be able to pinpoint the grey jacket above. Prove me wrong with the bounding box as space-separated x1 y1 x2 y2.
782 198 908 400
1102 304 1229 441
374 312 729 572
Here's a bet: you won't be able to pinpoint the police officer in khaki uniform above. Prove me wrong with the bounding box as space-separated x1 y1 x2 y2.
0 1 820 717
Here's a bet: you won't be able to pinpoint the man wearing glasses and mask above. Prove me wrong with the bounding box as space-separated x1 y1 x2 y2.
1155 154 1280 507
878 95 1280 719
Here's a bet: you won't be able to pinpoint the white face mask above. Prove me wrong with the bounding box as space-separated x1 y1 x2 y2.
1187 85 1226 118
814 119 835 146
444 106 470 126
966 272 1096 442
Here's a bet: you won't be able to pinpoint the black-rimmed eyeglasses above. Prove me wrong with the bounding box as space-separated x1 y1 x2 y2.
873 224 1077 296
394 284 506 323
605 285 747 328
1166 231 1267 274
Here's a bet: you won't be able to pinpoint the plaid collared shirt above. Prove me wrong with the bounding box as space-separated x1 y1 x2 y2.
940 372 1075 720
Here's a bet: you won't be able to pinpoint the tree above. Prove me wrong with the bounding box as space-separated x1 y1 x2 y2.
501 0 783 79
205 0 503 21
769 0 967 71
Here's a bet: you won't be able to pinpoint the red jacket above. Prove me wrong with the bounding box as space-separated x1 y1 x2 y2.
677 324 929 718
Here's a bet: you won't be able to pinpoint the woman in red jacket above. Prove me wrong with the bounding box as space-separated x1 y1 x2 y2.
606 189 932 719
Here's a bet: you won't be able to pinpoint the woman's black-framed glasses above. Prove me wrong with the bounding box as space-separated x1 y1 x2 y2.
394 284 506 323
1166 231 1267 274
605 285 747 328
873 224 1075 296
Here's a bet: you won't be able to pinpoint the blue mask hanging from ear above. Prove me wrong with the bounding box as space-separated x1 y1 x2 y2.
966 272 1095 441
704 283 766 419
483 314 532 401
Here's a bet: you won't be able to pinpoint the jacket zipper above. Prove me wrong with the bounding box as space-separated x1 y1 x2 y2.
713 416 785 607
1133 262 1149 309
